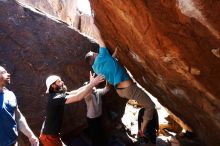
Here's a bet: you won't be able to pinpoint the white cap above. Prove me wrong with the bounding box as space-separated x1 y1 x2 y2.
45 75 61 93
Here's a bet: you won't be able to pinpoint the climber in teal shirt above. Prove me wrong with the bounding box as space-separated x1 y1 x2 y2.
85 37 157 144
92 47 130 86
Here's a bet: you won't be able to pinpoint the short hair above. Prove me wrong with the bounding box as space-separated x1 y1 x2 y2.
85 51 94 65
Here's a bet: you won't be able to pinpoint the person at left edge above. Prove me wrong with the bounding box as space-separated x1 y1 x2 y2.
0 65 39 146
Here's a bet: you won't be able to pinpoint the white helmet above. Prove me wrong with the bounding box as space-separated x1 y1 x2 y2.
45 75 61 93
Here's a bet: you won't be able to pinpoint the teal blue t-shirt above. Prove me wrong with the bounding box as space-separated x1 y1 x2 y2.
92 47 130 86
0 88 18 146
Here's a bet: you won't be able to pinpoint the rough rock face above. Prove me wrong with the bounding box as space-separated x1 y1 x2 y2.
2 0 220 145
0 0 100 144
89 0 220 146
16 0 101 41
17 0 79 27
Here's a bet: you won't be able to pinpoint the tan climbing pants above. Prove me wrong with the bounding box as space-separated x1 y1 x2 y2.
116 83 155 120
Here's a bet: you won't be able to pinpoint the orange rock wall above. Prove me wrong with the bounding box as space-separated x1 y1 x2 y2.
89 0 220 146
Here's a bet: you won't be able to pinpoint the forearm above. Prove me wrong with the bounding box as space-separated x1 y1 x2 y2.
104 81 110 93
65 75 104 104
93 25 105 48
65 83 93 104
105 81 110 89
68 86 87 94
15 107 39 145
98 39 105 48
16 111 35 139
98 82 110 96
18 117 35 137
77 84 94 99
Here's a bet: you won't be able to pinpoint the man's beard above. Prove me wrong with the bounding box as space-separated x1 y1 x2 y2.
56 84 67 93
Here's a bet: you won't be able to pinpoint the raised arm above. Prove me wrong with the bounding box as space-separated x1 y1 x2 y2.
93 24 106 48
65 75 104 104
97 81 111 96
67 85 86 95
96 35 118 58
97 37 106 48
15 107 39 146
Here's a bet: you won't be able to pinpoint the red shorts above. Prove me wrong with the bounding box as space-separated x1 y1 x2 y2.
39 133 64 146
